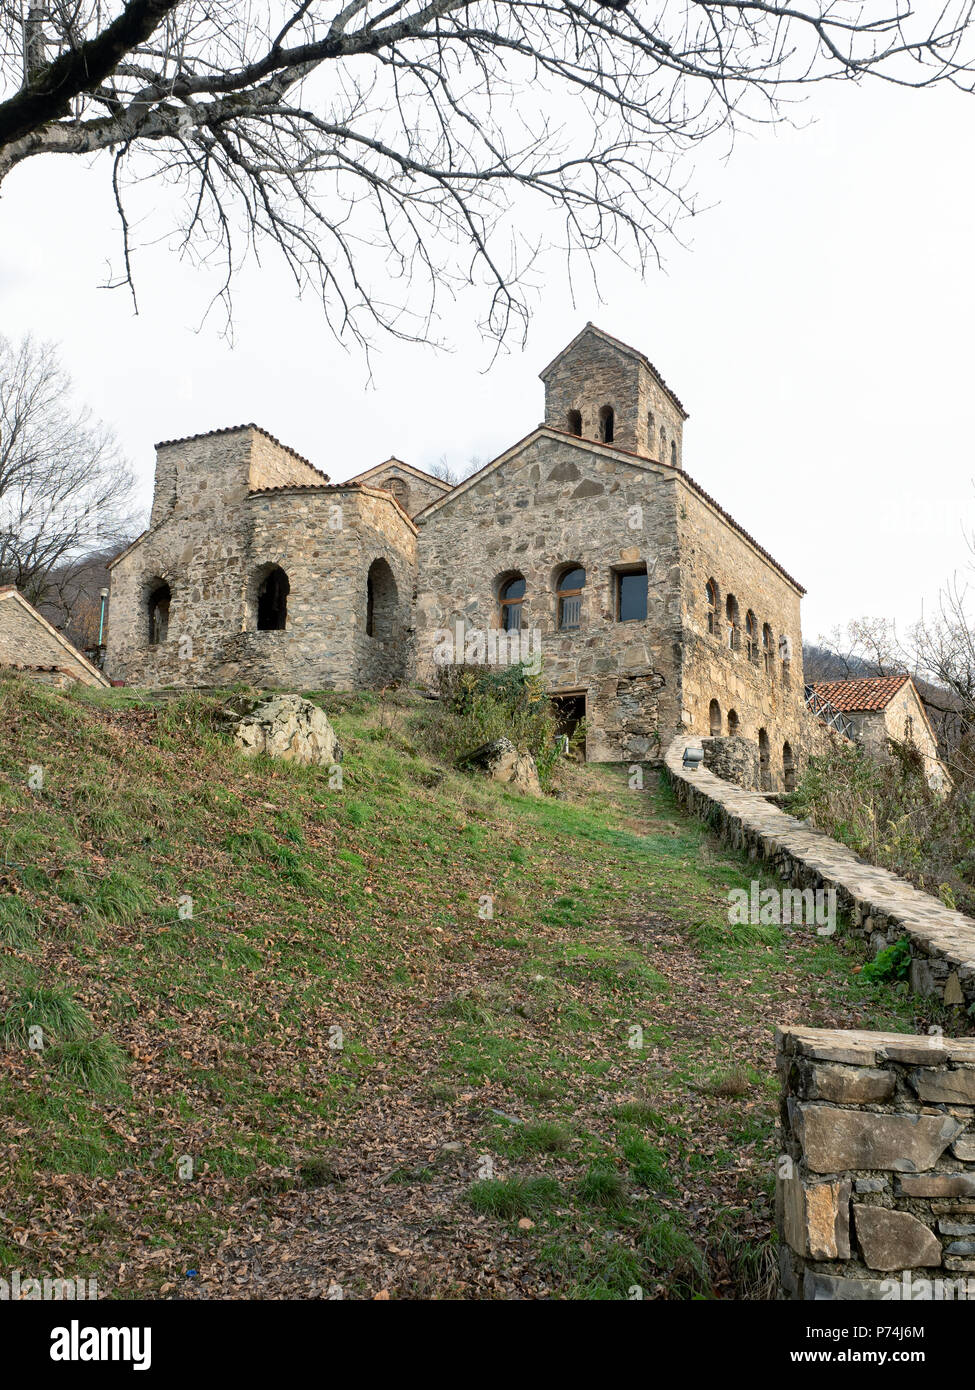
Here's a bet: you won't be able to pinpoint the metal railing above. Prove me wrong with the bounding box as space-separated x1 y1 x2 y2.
804 686 857 741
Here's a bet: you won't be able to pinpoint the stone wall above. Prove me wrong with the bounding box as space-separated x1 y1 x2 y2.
107 426 415 690
676 480 806 791
0 589 109 688
149 426 327 530
413 429 683 762
777 1027 975 1300
701 735 760 790
848 683 946 792
348 460 450 518
664 736 975 1012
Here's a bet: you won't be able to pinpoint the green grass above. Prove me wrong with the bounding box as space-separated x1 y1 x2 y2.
0 672 936 1300
466 1176 562 1218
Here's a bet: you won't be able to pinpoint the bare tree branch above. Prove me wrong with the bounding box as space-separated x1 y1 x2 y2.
2 0 974 345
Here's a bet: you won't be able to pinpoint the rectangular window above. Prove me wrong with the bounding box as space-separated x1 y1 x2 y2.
616 569 648 622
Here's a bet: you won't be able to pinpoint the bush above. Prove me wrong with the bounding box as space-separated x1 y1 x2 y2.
416 661 562 788
786 740 975 916
862 936 912 983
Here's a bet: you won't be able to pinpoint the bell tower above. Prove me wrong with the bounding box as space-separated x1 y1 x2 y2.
539 323 688 467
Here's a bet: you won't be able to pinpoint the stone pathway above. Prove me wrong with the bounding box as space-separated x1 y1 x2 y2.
664 737 975 1012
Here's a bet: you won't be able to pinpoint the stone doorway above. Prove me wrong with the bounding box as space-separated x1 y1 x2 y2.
551 692 586 758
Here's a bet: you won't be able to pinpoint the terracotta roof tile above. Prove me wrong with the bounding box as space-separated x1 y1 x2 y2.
248 481 355 495
809 675 911 712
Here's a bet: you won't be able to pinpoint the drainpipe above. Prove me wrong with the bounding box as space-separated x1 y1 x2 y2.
98 588 109 646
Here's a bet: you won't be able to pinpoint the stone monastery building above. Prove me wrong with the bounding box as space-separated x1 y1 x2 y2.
107 324 817 783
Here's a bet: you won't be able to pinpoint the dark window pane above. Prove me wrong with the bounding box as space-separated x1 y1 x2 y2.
501 576 526 600
558 567 585 592
618 571 647 622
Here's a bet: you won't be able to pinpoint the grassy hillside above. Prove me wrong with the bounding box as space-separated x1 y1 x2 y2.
0 673 932 1300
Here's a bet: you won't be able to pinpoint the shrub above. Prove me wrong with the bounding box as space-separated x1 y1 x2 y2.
862 936 912 983
786 740 974 916
416 661 562 789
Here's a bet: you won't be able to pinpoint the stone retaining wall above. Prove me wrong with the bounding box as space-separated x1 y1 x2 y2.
777 1027 975 1299
664 736 975 1013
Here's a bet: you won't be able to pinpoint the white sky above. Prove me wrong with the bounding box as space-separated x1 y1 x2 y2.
1 74 973 647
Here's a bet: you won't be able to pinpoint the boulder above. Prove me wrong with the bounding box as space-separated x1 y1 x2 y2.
224 693 342 767
460 738 541 795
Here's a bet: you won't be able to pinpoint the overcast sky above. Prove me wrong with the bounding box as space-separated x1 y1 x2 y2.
1 73 972 647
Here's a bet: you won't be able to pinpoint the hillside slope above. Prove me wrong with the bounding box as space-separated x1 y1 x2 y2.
0 675 926 1299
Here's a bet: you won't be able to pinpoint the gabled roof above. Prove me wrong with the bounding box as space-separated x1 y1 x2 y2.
539 323 688 419
345 457 452 492
0 587 111 687
413 426 804 593
810 675 911 712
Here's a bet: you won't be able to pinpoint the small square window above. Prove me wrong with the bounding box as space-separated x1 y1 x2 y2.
616 569 647 622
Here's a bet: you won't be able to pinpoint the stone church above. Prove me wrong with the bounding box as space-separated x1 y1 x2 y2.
106 324 813 783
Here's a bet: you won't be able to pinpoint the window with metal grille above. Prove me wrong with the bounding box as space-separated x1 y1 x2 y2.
556 566 585 630
706 580 719 635
499 575 525 631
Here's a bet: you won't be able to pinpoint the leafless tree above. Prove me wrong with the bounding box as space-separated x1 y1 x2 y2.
1 1 973 347
0 333 140 608
910 578 975 747
816 600 974 772
428 452 482 485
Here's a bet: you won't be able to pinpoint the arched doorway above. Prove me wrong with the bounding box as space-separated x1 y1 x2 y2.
257 567 289 630
366 558 398 640
147 582 171 645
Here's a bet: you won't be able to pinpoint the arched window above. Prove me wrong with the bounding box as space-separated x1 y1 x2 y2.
905 714 914 743
763 623 774 677
147 582 171 645
706 579 719 635
758 728 771 791
567 409 582 437
725 594 740 651
779 633 792 686
659 426 666 458
647 410 655 442
499 574 526 632
257 567 289 631
388 477 410 512
709 699 721 737
366 557 398 640
727 709 739 736
783 741 796 792
670 440 677 468
745 610 759 663
556 565 585 631
598 405 615 444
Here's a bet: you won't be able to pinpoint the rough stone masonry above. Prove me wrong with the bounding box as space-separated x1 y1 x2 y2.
777 1027 975 1300
106 322 836 781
